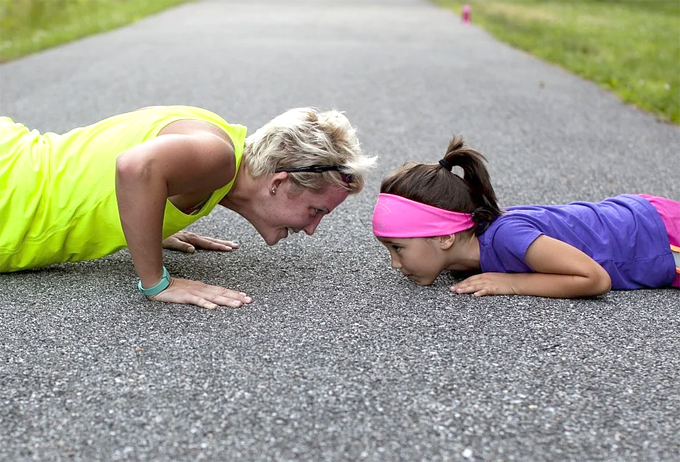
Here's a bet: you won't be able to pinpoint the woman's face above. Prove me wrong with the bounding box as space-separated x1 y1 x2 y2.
377 237 447 285
256 181 349 246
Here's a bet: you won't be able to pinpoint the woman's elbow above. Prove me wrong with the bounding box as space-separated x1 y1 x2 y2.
116 152 153 185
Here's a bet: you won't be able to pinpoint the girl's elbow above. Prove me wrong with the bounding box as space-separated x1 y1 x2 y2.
591 268 612 296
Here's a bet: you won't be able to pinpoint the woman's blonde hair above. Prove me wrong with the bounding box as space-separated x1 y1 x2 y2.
243 107 376 194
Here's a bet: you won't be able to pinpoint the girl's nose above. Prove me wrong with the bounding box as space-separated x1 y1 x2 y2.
390 255 402 269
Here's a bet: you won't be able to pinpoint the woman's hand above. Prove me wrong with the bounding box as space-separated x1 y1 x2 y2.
150 278 252 310
162 231 239 253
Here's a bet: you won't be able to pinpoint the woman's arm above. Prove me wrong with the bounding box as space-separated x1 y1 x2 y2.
452 235 612 298
115 131 251 309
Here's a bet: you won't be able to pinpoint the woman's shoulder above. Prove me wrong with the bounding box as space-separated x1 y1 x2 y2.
134 105 247 153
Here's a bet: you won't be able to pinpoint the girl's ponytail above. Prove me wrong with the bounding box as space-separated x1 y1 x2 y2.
380 135 502 234
440 135 502 232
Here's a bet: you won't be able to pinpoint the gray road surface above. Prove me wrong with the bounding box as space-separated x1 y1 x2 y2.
1 0 679 460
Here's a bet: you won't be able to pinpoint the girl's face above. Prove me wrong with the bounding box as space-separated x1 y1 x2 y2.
377 237 448 285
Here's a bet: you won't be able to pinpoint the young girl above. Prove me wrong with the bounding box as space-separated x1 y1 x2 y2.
372 135 680 298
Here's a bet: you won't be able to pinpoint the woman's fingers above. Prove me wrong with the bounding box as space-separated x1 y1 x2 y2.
194 236 239 249
176 239 196 253
150 278 252 309
208 293 250 308
194 237 238 251
161 236 195 253
166 232 239 252
199 285 253 305
184 294 219 310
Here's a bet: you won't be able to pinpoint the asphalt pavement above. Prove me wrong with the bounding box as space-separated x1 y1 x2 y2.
1 0 679 460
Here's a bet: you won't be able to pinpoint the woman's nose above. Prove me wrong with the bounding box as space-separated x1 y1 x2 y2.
303 217 321 235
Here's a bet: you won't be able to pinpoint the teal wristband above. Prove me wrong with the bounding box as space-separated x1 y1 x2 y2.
138 266 171 296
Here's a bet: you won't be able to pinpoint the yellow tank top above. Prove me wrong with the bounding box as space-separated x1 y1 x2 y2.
0 106 247 272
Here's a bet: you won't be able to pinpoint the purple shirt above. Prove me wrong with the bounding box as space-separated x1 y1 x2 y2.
478 195 675 289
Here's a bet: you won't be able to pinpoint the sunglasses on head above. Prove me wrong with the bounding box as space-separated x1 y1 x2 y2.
274 165 354 183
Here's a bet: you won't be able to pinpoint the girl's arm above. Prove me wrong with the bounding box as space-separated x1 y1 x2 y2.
115 132 251 309
452 235 612 298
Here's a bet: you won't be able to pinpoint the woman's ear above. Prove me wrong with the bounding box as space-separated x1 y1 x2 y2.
268 171 288 194
439 234 456 250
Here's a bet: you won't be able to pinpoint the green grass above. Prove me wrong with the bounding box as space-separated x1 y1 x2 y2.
0 0 192 63
435 0 680 124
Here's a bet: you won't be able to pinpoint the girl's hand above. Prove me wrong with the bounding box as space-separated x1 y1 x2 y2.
162 231 239 253
451 236 612 298
451 273 519 297
150 278 252 310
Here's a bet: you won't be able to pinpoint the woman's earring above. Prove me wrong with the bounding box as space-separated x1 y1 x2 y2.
270 187 276 195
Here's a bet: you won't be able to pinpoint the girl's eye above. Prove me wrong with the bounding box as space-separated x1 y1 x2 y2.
392 245 402 253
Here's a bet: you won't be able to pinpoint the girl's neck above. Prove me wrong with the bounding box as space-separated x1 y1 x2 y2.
446 233 481 272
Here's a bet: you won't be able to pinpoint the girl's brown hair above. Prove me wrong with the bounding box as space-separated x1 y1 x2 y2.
380 135 502 234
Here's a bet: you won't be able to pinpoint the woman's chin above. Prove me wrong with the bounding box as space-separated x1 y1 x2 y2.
263 233 281 246
263 229 289 246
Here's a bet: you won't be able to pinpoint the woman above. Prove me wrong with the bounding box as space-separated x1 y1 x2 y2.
1 105 376 309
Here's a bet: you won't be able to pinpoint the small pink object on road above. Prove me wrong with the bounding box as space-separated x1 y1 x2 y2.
462 4 471 24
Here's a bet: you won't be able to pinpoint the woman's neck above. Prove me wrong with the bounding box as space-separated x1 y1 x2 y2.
218 162 259 216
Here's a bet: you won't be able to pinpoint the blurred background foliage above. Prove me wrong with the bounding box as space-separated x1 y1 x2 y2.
1 0 677 123
0 0 190 62
436 0 680 124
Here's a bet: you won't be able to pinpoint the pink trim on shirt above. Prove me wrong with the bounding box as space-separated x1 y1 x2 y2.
638 194 680 288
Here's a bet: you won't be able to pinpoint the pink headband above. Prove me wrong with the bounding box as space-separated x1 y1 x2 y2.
372 193 475 238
